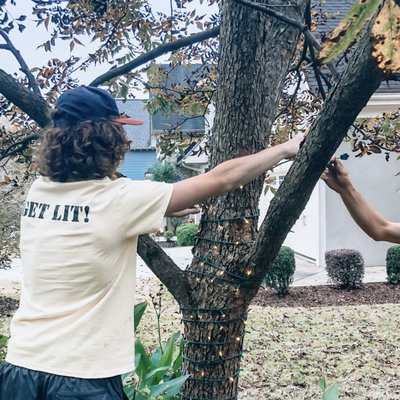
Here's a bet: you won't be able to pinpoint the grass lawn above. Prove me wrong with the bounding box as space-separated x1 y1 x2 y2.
1 292 399 399
135 299 400 400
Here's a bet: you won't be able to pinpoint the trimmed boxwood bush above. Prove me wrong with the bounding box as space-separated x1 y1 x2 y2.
265 246 296 297
325 249 364 289
176 223 198 246
386 245 400 284
164 230 174 242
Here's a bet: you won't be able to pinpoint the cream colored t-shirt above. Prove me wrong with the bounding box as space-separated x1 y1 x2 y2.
6 176 173 378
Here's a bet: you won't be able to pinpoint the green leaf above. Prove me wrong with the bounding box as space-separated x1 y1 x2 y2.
148 374 189 398
318 0 382 64
323 383 340 400
134 339 152 379
172 337 185 374
134 301 147 332
144 366 170 385
0 335 8 347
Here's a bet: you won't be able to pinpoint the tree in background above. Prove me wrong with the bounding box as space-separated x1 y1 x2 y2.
0 0 399 398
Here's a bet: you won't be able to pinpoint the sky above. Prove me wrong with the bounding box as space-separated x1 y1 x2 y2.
1 0 218 89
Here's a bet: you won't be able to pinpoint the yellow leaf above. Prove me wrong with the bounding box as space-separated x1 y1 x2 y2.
317 0 382 65
371 0 400 72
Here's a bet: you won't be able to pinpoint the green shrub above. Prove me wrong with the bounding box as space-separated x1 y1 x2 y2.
386 245 400 284
176 223 198 246
148 162 178 183
325 249 364 289
123 301 188 400
265 246 296 297
164 230 174 242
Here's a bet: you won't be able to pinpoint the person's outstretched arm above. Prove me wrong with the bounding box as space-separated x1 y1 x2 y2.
166 135 303 215
321 158 400 243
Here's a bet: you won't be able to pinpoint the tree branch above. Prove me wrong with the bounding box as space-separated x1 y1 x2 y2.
137 235 190 305
0 69 50 127
232 0 340 81
88 26 220 87
247 20 384 284
0 133 40 161
0 29 41 97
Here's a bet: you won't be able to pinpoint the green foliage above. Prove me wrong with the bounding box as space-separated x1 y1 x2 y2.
124 301 188 400
149 162 179 184
325 249 364 289
0 335 8 366
319 377 340 400
164 230 174 242
265 246 296 297
386 245 400 284
176 223 198 246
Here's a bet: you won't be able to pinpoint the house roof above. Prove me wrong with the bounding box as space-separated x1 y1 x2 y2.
116 99 152 150
307 0 400 95
151 64 207 133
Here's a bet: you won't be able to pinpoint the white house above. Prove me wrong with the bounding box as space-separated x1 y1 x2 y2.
259 92 400 267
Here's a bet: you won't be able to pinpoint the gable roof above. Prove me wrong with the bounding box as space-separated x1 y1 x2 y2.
151 64 207 133
116 99 152 149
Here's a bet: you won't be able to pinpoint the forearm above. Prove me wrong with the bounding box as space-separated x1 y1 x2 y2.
209 143 291 192
338 185 391 241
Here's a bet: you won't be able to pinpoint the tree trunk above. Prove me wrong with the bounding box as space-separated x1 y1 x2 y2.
180 1 308 398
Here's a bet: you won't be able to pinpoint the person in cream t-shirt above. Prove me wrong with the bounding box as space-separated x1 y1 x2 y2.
0 86 302 399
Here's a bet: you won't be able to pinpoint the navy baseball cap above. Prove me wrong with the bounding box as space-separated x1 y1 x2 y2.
53 86 144 127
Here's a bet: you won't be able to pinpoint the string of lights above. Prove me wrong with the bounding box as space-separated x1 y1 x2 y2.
200 214 259 223
195 236 254 246
181 316 247 324
192 254 256 283
187 370 240 383
180 305 245 313
183 353 243 365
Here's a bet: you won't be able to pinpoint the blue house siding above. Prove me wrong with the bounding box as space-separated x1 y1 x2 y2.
118 150 156 180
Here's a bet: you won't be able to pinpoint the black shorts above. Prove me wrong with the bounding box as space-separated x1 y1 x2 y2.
0 362 129 400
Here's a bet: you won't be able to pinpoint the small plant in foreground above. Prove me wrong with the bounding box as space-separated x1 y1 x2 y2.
386 245 400 284
0 335 8 366
265 246 296 297
176 223 198 246
325 249 364 289
319 377 339 400
123 285 187 400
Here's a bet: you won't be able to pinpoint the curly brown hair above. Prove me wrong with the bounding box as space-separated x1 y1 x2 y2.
36 118 131 182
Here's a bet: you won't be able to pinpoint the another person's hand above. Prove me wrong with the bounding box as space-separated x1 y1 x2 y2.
321 158 352 193
280 134 304 159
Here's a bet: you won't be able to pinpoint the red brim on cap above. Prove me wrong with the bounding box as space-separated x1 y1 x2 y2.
113 117 144 125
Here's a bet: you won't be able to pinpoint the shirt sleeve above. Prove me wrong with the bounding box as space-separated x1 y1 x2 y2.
117 179 174 237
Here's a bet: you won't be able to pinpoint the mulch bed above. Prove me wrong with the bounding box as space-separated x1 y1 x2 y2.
253 282 400 308
1 283 400 318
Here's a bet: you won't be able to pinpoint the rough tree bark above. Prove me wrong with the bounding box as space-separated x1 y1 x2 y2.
179 1 309 399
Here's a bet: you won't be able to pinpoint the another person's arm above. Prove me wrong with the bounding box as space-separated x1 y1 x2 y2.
321 158 400 243
166 135 303 215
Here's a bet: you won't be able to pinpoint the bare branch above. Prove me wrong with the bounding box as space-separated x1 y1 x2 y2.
137 235 190 306
89 26 220 87
0 133 40 162
0 29 41 97
0 69 50 127
232 0 306 30
233 0 340 81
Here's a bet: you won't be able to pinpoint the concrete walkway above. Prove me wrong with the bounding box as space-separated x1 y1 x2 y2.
0 246 387 287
